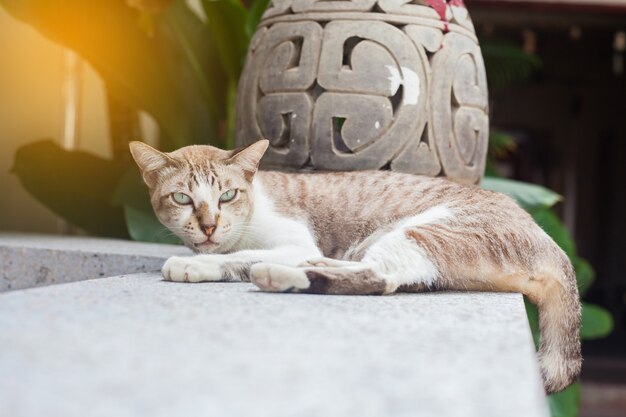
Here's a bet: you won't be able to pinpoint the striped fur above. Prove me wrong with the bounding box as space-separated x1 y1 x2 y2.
130 140 582 394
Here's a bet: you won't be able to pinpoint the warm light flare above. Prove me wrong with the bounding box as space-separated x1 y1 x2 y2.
126 0 175 14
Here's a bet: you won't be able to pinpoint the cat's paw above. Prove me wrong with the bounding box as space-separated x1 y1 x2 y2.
299 257 361 268
162 256 221 283
250 263 311 292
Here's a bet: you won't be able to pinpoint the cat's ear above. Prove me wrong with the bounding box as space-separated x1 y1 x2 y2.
129 141 174 187
226 139 269 181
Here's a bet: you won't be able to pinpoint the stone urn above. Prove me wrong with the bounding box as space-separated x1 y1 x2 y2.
236 0 488 184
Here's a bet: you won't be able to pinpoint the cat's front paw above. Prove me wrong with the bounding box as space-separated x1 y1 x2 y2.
162 256 221 283
250 263 311 292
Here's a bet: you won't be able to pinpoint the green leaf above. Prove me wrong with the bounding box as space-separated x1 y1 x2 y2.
581 303 614 340
113 165 182 245
481 42 542 92
481 177 562 210
112 165 151 211
12 140 129 238
201 0 249 78
530 208 576 258
123 205 182 244
225 79 239 149
489 130 517 157
573 257 595 296
246 0 270 38
158 0 228 145
548 382 580 417
483 161 502 178
524 297 540 347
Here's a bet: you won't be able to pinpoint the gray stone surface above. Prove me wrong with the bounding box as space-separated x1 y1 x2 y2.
0 273 549 417
0 233 191 291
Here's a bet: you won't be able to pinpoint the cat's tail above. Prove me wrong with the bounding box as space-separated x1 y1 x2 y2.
531 248 582 394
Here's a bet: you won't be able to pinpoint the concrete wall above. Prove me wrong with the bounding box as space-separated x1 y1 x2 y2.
0 7 111 234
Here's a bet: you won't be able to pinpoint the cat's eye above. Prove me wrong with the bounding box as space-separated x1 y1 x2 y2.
219 189 237 203
172 192 192 205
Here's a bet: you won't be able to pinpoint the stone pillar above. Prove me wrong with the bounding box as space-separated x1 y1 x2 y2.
236 0 489 184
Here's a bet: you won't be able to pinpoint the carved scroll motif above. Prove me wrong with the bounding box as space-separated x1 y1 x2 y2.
377 0 442 19
236 1 489 183
237 22 323 167
430 32 488 184
292 0 377 12
263 0 377 18
311 20 430 170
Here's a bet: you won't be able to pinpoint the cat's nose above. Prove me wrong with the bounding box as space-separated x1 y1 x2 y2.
200 223 217 237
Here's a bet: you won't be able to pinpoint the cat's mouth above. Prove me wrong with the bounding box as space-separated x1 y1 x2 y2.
194 238 217 248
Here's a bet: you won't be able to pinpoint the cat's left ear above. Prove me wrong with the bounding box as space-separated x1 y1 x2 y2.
226 139 269 181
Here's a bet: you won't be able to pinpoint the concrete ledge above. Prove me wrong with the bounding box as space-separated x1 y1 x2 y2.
0 273 549 417
0 233 191 291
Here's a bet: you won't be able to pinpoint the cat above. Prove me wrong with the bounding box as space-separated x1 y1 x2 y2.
129 139 581 394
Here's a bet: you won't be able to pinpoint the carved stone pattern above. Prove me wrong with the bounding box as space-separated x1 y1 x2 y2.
236 0 489 184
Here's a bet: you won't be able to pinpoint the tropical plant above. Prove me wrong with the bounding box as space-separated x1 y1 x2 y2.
4 0 269 242
482 155 612 417
481 41 612 417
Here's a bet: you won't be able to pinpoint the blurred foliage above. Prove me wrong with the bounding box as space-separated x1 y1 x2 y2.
482 42 542 92
481 177 561 211
484 130 516 176
483 136 613 417
11 140 129 237
482 37 612 417
3 0 269 241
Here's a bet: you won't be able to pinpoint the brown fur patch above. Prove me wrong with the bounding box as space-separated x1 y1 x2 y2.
304 268 387 295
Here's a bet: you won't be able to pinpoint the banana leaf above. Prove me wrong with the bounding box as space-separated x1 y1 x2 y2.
581 302 614 340
246 0 270 38
12 140 129 238
112 165 182 244
573 257 594 296
531 207 575 258
157 0 228 147
481 176 562 211
201 0 249 78
548 383 580 417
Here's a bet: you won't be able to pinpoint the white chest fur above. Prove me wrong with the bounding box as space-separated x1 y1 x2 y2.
233 179 319 254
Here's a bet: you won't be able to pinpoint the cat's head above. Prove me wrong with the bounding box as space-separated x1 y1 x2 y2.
129 140 269 253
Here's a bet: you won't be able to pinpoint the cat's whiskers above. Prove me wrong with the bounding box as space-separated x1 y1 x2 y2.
155 227 180 238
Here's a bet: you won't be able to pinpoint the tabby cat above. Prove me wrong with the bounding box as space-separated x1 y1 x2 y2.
129 139 581 394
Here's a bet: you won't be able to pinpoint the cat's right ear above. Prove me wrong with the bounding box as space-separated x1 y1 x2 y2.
129 141 173 188
226 139 269 181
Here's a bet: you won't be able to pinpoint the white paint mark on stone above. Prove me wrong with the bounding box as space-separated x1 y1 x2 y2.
386 65 420 106
401 66 420 105
375 121 381 129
